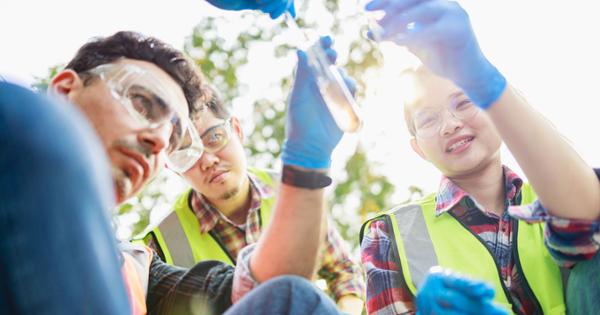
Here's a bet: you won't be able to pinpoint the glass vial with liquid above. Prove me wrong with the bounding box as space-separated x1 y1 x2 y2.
285 13 363 132
305 41 363 132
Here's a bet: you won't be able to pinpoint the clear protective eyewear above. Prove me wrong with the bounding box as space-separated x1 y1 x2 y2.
199 118 233 155
86 63 203 172
412 98 480 138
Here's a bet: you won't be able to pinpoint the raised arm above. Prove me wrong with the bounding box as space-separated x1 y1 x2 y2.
486 87 600 220
366 0 600 220
250 36 355 281
204 0 295 19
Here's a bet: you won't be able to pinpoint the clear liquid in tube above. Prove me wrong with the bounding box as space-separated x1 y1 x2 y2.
318 74 362 132
306 42 363 132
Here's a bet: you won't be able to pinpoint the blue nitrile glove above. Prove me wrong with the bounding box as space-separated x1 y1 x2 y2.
416 267 509 315
281 36 357 169
365 0 506 109
205 0 295 19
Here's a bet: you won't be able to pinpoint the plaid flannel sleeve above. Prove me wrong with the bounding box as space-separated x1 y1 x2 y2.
508 169 600 267
360 219 415 314
316 220 366 301
146 253 234 315
231 244 260 303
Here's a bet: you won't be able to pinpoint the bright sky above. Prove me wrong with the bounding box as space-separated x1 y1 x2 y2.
2 0 599 205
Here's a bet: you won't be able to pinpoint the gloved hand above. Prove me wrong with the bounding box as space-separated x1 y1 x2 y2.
365 0 506 109
205 0 295 19
416 267 509 315
282 36 356 169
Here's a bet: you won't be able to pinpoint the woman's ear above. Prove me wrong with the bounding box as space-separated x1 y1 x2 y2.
410 138 428 161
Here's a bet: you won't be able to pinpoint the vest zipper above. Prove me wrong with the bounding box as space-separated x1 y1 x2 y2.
512 219 544 314
208 230 237 265
188 191 237 265
448 211 523 315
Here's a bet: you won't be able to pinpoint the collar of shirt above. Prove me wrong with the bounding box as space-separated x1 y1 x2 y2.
434 165 524 216
189 171 274 233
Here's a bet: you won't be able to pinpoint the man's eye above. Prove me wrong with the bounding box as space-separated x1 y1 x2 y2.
207 131 224 145
129 91 170 121
130 94 154 117
454 99 473 111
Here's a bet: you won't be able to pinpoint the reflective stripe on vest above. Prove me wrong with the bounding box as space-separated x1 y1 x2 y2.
149 168 277 268
120 243 153 315
361 183 566 315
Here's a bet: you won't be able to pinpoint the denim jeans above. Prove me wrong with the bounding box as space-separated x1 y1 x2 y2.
567 251 600 315
226 275 342 315
0 82 129 314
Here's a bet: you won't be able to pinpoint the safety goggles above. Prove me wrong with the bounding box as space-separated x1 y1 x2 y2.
86 63 203 172
199 117 233 155
412 98 480 138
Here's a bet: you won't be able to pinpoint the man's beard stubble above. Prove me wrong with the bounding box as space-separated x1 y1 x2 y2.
219 186 239 201
112 166 132 204
110 137 154 203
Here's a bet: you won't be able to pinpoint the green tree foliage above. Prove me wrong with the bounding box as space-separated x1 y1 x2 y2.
32 64 63 92
33 0 424 247
183 0 401 249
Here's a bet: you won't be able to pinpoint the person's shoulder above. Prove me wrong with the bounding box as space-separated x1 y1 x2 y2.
519 182 538 205
1 81 35 100
172 187 195 211
361 193 437 242
385 193 437 216
248 167 280 191
248 167 279 180
1 81 40 103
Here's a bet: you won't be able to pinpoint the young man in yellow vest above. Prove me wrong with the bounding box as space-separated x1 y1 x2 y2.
141 39 366 315
5 27 348 314
360 0 600 314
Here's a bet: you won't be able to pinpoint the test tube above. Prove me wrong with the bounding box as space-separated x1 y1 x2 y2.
285 13 363 133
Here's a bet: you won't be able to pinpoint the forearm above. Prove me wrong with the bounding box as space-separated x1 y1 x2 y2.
250 176 326 282
147 255 234 314
337 295 364 315
487 86 600 220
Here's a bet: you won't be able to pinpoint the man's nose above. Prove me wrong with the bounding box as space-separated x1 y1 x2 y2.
199 150 219 171
137 126 170 156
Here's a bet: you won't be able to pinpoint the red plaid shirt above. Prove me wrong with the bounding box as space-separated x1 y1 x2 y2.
149 170 365 301
361 166 544 314
508 168 600 268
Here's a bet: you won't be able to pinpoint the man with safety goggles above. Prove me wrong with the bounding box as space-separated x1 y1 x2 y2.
141 60 366 314
2 29 345 315
80 62 204 201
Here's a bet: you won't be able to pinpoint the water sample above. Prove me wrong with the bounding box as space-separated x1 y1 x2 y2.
285 13 363 132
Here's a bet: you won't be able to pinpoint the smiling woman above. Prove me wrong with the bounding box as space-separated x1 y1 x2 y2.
402 67 502 178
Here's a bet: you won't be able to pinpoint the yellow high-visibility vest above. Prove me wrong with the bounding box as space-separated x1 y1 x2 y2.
360 184 566 315
145 167 276 267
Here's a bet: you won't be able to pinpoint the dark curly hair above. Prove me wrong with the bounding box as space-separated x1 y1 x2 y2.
65 31 209 116
194 84 231 121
